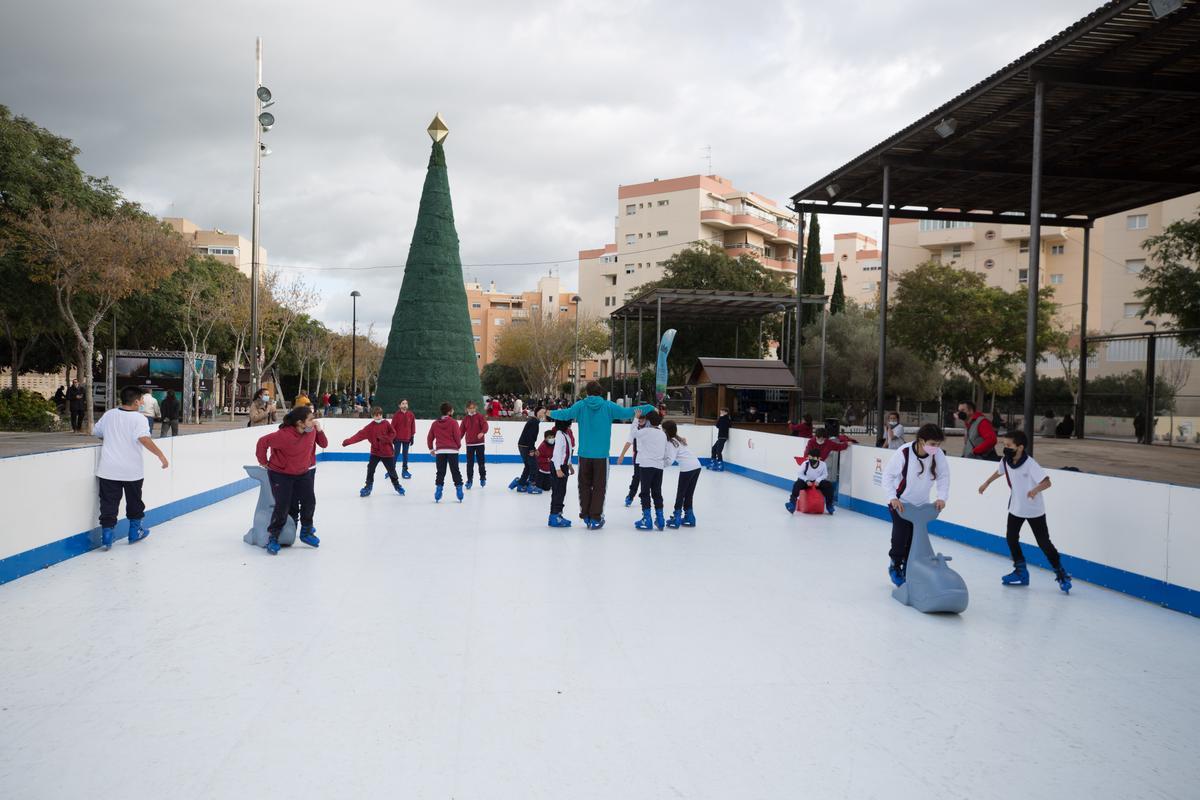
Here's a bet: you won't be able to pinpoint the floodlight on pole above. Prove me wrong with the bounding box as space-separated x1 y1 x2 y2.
825 183 840 198
258 111 275 131
934 118 958 138
1148 0 1183 19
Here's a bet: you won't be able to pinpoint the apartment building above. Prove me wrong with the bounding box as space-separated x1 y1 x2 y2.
578 174 799 320
465 275 605 385
164 217 265 278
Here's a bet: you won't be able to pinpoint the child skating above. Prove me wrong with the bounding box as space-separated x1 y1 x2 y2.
342 406 405 497
547 420 576 528
511 405 546 493
662 420 701 528
255 406 328 555
785 452 836 515
708 407 731 470
881 423 949 586
535 429 555 493
978 430 1072 593
618 410 645 506
633 410 668 531
460 399 488 489
390 399 416 479
93 385 170 550
427 402 464 503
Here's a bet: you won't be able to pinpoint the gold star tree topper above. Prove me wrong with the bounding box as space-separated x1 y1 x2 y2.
427 113 449 143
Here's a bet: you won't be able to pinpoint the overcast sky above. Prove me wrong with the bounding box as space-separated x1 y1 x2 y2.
1 0 1101 337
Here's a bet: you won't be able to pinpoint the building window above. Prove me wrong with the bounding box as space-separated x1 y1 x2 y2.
639 203 644 208
626 204 636 216
1050 273 1064 285
1050 244 1064 255
984 258 995 269
625 234 636 246
606 275 617 286
1125 259 1146 274
985 230 996 240
473 335 481 342
658 199 669 206
625 266 635 274
1127 214 1148 230
604 297 610 307
1018 239 1030 255
471 302 481 309
472 319 480 326
1018 269 1029 284
638 233 644 239
1124 302 1143 318
476 353 481 359
560 306 569 313
494 319 505 326
919 220 974 231
657 230 668 237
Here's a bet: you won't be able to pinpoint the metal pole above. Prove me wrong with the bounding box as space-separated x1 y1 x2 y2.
734 326 739 357
609 320 615 399
819 302 828 420
759 318 764 358
637 307 643 402
1144 333 1157 445
350 294 357 401
795 212 805 416
1076 224 1091 439
573 302 580 397
655 296 662 402
1022 79 1045 453
876 165 891 442
250 37 263 393
623 314 628 401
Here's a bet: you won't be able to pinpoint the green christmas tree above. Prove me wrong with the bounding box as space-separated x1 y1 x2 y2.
375 114 483 418
830 265 846 314
801 212 823 325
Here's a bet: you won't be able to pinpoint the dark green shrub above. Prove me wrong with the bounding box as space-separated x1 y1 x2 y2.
0 389 61 431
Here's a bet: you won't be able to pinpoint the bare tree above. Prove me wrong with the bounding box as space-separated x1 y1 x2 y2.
18 205 188 430
258 273 319 381
176 263 233 422
494 313 609 396
1048 325 1100 410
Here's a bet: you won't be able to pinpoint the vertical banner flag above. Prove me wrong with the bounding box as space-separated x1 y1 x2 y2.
655 329 677 404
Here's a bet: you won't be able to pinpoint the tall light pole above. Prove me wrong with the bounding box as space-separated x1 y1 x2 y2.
351 290 361 404
1144 319 1157 445
572 295 582 397
250 37 275 392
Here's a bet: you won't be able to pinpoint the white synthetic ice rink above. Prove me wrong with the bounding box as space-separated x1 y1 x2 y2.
2 461 1199 800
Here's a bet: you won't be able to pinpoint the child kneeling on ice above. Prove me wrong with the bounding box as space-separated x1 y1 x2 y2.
547 420 576 527
255 406 328 555
662 420 701 528
978 429 1072 593
427 402 464 503
785 452 836 514
342 406 405 497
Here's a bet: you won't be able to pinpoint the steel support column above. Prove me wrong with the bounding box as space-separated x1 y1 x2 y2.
795 213 805 415
1076 224 1091 438
637 308 643 402
876 164 891 441
1022 80 1045 452
1144 333 1157 445
622 315 629 402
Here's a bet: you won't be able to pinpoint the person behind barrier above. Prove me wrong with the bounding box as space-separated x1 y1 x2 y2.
956 400 997 460
882 423 949 588
709 407 732 470
883 411 905 450
977 429 1072 593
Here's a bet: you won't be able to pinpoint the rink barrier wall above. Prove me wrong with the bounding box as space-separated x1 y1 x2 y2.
719 428 1200 617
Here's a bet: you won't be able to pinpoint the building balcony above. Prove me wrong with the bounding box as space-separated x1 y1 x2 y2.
1000 223 1067 242
917 228 976 249
700 208 735 229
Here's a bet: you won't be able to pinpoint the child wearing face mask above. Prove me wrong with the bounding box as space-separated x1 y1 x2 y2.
460 400 489 489
255 406 328 555
884 412 905 450
391 399 416 479
535 429 556 493
342 406 406 498
547 419 576 528
978 430 1072 593
785 452 836 515
881 423 950 587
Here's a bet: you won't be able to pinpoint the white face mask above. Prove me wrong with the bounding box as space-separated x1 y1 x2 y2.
924 444 942 456
372 418 384 423
467 410 476 416
546 437 556 445
262 394 270 401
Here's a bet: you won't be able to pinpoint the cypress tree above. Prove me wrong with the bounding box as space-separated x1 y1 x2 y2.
375 116 483 418
830 265 846 315
801 213 823 325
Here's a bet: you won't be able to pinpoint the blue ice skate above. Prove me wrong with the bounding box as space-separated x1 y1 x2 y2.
299 526 319 548
435 485 444 503
665 511 681 529
360 485 372 497
455 485 464 502
548 513 572 528
1055 568 1072 594
402 470 412 480
266 536 281 555
508 477 521 490
527 485 543 495
681 510 696 527
480 478 486 487
100 527 114 551
888 564 905 587
588 516 605 530
393 482 406 496
1002 564 1030 586
634 510 653 530
624 495 634 507
127 519 150 544
654 510 665 531
465 480 473 490
785 501 796 514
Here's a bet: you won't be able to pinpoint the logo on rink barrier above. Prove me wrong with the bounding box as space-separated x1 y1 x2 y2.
489 426 504 444
746 438 755 449
873 458 883 486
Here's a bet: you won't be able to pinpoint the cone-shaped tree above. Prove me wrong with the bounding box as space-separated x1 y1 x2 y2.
830 265 846 315
801 213 823 325
375 121 482 418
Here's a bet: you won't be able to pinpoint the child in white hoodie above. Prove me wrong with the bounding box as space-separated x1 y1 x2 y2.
881 423 950 587
662 420 701 528
632 410 668 531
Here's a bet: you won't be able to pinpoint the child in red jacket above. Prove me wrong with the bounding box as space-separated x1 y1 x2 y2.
427 401 464 503
255 406 328 555
342 406 406 498
534 429 555 492
390 399 416 479
460 399 489 489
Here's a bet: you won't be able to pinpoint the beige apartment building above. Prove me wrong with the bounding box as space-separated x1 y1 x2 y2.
466 275 604 386
578 174 799 321
164 217 265 278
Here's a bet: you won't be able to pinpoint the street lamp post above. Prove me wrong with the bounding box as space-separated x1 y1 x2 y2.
351 290 361 410
1144 320 1157 445
572 295 582 397
250 37 275 394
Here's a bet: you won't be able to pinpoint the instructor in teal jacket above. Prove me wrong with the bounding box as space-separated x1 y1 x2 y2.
550 381 656 529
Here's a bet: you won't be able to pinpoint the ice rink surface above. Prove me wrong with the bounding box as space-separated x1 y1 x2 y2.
2 461 1199 800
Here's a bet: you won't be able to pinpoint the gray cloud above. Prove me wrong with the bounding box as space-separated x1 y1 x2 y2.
1 0 1101 335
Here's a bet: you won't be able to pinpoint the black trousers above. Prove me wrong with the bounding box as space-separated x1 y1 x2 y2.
888 506 914 568
711 437 727 463
673 468 701 511
627 465 641 499
98 477 145 529
268 469 316 537
366 455 399 486
465 445 486 482
435 453 463 487
160 418 179 437
518 445 536 485
71 408 85 431
1006 513 1062 570
536 470 552 490
790 479 835 509
393 439 412 471
639 466 664 511
550 471 570 515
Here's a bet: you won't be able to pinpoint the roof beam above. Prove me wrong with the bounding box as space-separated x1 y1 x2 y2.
883 155 1200 186
1028 66 1200 96
792 201 1092 228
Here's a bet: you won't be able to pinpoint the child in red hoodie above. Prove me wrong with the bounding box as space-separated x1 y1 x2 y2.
534 429 555 492
255 406 329 555
460 399 488 489
342 406 406 498
390 399 416 479
426 401 464 503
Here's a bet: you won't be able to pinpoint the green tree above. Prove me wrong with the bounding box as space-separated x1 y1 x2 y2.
480 362 528 396
801 213 823 325
1136 208 1200 352
494 313 608 397
891 261 1057 406
629 243 793 381
830 265 846 315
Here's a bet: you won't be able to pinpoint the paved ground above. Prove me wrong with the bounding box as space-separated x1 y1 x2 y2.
0 419 250 458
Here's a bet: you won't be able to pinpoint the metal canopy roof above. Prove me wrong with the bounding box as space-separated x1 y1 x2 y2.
790 0 1200 225
610 288 799 323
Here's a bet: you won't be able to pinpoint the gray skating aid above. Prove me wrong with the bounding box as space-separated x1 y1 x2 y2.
892 503 969 614
243 465 297 547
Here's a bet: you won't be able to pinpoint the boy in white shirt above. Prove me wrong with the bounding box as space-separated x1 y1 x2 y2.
786 453 836 515
94 385 170 550
632 410 668 531
547 420 576 528
978 430 1072 593
882 423 950 587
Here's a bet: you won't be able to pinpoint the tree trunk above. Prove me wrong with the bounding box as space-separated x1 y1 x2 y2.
80 345 94 433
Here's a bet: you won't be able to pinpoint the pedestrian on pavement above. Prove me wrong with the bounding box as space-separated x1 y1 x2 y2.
159 390 181 437
66 379 87 433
